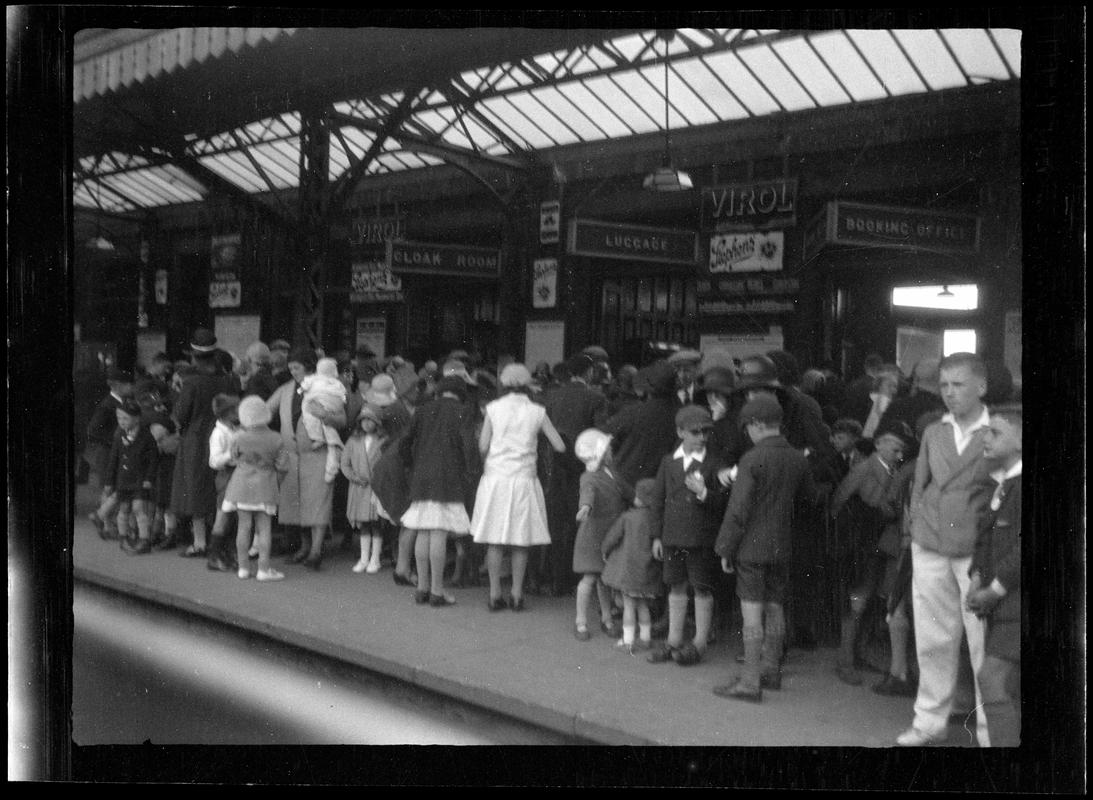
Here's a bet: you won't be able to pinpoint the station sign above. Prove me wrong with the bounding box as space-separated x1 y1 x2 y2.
567 219 699 265
387 240 501 278
701 178 797 231
805 201 980 257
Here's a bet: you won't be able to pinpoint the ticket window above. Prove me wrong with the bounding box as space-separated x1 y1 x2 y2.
892 283 980 371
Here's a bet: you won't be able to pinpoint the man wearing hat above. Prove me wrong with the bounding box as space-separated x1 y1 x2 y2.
713 394 818 702
829 417 915 688
541 352 609 596
667 349 704 408
580 345 612 394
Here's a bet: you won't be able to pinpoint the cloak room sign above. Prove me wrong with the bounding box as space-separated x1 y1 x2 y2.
387 240 501 277
567 219 698 265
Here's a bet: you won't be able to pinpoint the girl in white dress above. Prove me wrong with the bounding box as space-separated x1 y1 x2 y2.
470 363 566 611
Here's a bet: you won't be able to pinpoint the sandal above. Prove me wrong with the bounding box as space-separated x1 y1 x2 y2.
647 643 677 663
180 545 206 558
672 642 704 666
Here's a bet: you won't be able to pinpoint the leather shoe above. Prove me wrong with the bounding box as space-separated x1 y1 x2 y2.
573 624 591 642
152 534 178 551
88 512 106 538
600 620 622 639
509 596 525 612
760 670 782 691
393 572 415 587
288 549 310 564
428 593 457 607
414 590 430 605
647 643 677 664
487 596 508 612
895 727 946 747
835 664 864 686
121 537 151 555
712 680 762 703
206 554 232 572
873 674 917 697
180 545 206 558
303 556 322 572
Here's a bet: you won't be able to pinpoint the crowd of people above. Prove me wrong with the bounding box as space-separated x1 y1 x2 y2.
81 329 1021 746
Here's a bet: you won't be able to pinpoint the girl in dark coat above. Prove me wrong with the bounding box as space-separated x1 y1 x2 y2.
398 375 476 606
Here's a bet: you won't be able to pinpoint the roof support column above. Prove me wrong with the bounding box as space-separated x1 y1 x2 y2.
295 110 331 349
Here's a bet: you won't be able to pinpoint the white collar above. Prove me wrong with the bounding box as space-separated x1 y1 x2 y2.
942 405 990 434
991 459 1023 484
110 391 123 403
673 445 706 463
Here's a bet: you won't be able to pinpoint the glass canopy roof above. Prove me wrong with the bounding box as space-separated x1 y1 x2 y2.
74 27 1021 213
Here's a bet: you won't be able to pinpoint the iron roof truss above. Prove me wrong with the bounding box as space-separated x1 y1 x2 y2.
74 27 1021 212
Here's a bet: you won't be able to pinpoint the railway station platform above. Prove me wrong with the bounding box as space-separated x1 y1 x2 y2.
71 484 975 749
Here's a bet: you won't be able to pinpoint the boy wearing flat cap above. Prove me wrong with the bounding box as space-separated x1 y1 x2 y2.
713 395 818 702
645 404 729 667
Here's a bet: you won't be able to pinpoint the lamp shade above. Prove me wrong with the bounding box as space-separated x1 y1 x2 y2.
642 166 694 192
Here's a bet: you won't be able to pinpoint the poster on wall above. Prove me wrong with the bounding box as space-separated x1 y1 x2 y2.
214 314 261 361
532 258 558 308
351 261 403 303
525 320 565 370
698 326 784 371
540 200 560 244
209 233 242 307
356 316 386 360
708 231 784 274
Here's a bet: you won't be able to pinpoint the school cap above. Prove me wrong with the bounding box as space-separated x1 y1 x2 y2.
667 349 702 366
675 404 714 431
739 395 783 426
442 359 478 386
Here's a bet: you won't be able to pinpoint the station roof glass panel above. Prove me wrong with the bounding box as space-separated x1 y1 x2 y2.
73 27 1022 211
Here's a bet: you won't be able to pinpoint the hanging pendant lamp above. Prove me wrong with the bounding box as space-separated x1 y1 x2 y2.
643 30 693 192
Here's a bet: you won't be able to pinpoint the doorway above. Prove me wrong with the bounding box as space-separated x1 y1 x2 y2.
599 274 697 367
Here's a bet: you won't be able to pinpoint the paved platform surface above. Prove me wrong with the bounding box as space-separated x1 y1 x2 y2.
71 484 976 747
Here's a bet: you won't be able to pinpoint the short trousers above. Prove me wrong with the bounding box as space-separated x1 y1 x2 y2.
662 545 718 593
734 560 789 604
114 488 149 504
850 551 899 600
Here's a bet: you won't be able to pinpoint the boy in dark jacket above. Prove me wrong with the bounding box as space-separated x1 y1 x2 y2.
646 405 729 667
98 398 159 554
713 395 817 702
966 403 1022 747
